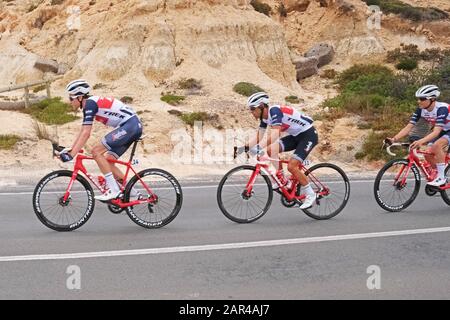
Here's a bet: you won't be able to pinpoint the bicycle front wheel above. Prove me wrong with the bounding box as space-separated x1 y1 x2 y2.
32 170 95 231
217 165 273 223
302 163 350 220
373 159 420 212
124 169 183 229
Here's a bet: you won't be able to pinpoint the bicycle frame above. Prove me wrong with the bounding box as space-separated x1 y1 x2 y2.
61 150 156 209
243 156 329 202
394 147 450 191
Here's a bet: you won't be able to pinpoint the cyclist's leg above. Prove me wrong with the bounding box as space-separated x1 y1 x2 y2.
96 117 143 198
286 127 319 186
430 135 449 183
92 143 122 197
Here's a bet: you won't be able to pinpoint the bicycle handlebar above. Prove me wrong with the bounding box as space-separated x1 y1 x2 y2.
383 139 410 156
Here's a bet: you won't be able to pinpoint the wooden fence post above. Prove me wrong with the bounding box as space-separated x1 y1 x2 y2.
24 86 30 108
46 81 51 98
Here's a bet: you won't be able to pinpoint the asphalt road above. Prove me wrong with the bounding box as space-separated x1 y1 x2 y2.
0 178 449 300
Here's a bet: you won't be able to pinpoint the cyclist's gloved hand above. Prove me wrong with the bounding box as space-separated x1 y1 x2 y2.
236 146 247 155
59 151 73 162
249 145 265 156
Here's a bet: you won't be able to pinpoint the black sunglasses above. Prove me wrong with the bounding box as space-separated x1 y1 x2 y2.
418 97 428 101
69 96 77 101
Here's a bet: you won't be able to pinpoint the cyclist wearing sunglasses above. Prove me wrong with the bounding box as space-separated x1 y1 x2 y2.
387 85 449 187
238 92 318 209
60 79 143 201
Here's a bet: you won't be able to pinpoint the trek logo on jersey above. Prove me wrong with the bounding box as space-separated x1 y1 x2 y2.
288 117 307 126
112 129 127 141
102 111 126 119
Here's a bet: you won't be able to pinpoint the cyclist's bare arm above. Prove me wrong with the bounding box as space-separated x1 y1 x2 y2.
390 123 414 142
412 126 443 147
258 125 282 150
247 128 266 148
70 125 92 156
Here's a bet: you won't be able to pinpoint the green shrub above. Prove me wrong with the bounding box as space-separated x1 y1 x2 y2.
24 97 78 125
233 82 265 97
362 0 448 21
250 0 272 16
0 135 21 150
285 96 300 104
336 64 393 89
177 78 202 90
396 58 418 71
161 94 185 106
120 96 133 104
179 112 210 126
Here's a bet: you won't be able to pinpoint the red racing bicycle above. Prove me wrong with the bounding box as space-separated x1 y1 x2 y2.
216 147 350 223
374 139 450 212
32 138 183 231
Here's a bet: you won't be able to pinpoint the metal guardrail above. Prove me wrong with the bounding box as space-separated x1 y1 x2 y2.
0 75 63 108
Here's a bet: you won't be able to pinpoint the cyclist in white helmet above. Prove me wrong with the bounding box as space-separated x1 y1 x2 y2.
60 79 143 201
238 92 319 209
387 85 450 187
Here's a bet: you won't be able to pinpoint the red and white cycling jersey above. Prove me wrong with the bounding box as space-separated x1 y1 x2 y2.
259 105 313 136
82 96 137 128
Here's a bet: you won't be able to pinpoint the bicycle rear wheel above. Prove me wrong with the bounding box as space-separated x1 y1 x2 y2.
217 165 273 223
124 169 183 229
301 163 350 220
373 159 420 212
32 170 95 231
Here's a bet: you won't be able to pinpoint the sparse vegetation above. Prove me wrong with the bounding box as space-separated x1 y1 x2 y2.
33 84 47 93
120 96 133 104
23 97 78 125
277 3 287 17
386 45 450 66
32 120 52 141
0 135 21 150
321 69 338 79
321 58 450 160
233 82 265 97
396 58 418 71
177 78 202 90
161 94 185 106
179 112 211 126
93 83 107 90
285 96 301 104
50 0 65 5
250 0 272 16
362 0 449 21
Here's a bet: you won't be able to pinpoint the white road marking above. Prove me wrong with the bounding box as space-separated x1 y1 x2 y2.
1 226 449 262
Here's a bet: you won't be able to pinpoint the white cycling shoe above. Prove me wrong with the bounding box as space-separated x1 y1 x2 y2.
95 189 122 201
299 193 317 210
427 176 447 187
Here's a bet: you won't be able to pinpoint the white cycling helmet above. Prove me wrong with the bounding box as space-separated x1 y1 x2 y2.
415 85 440 99
66 79 91 97
247 92 269 109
